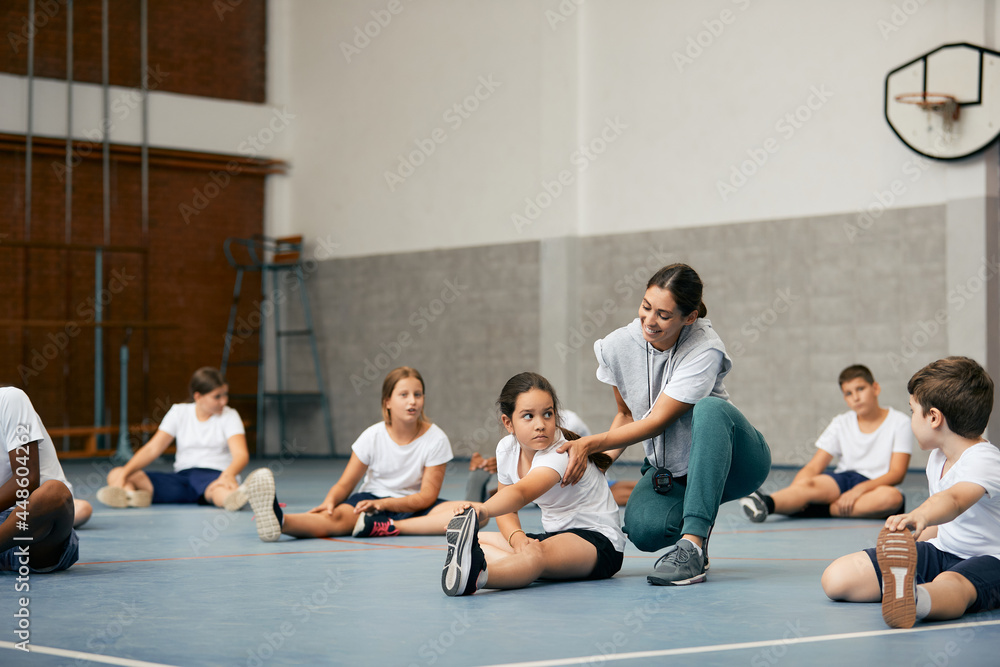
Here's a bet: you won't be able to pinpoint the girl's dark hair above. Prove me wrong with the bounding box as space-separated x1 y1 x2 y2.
381 366 428 427
497 372 611 472
189 367 226 400
646 263 707 318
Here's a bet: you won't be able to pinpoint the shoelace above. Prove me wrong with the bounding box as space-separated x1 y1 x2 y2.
655 544 691 567
370 521 396 536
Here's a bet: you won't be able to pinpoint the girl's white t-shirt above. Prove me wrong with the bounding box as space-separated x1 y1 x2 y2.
927 442 1000 560
159 403 245 473
496 432 625 552
815 408 914 479
352 422 453 498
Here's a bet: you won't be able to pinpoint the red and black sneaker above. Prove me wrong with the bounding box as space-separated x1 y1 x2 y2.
442 507 487 596
352 513 400 538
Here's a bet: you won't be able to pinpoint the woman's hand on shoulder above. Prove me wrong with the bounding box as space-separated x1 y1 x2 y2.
556 435 598 487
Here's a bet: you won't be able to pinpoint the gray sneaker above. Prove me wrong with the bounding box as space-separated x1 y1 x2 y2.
647 539 707 586
739 491 769 523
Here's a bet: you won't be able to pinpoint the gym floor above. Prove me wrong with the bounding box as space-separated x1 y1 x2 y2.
3 459 999 667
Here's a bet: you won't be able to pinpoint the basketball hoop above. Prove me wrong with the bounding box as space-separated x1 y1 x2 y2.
894 92 961 121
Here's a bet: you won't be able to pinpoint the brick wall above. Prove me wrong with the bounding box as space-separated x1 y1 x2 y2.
1 135 269 452
1 0 266 103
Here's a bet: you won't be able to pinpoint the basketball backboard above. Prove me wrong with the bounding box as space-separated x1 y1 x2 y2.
885 42 1000 160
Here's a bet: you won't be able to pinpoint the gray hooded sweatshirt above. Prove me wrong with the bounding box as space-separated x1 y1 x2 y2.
593 317 732 476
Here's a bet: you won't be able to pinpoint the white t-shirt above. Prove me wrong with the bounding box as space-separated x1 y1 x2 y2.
0 388 71 501
159 403 245 473
495 432 625 552
353 422 453 498
927 442 1000 560
815 408 914 479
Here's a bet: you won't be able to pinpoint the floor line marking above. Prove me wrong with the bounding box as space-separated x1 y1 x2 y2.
477 618 1000 666
0 641 180 667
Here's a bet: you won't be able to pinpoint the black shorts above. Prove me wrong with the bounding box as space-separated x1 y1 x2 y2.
342 492 446 520
865 541 1000 613
526 528 624 580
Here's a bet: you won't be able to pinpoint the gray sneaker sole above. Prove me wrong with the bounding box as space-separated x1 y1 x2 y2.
442 509 476 596
245 470 281 542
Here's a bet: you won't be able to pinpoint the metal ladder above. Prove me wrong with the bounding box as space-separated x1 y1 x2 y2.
221 235 334 456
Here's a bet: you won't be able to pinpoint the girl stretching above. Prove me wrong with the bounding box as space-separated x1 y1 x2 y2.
442 372 625 596
247 366 467 541
98 367 249 510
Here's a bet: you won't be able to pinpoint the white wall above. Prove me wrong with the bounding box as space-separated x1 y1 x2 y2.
282 0 997 257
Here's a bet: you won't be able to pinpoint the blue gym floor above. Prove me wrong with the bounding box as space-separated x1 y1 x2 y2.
3 459 999 666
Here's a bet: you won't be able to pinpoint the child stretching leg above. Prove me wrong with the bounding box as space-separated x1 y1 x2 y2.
442 372 624 596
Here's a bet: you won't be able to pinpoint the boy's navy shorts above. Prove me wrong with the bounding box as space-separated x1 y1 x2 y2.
0 507 79 573
526 528 624 580
342 492 446 520
865 541 1000 612
825 470 870 494
146 468 223 504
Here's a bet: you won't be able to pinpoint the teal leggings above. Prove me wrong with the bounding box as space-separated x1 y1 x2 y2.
622 397 771 552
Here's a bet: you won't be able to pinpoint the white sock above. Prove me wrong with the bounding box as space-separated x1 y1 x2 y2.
915 585 932 620
680 538 703 556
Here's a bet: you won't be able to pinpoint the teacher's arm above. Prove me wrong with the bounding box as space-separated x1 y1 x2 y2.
558 387 693 486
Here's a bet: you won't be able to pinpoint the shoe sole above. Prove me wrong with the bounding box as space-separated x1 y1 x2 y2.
223 487 249 512
647 571 707 586
351 513 369 537
245 470 281 542
876 526 917 628
739 497 767 523
96 486 129 508
442 508 476 596
127 489 152 508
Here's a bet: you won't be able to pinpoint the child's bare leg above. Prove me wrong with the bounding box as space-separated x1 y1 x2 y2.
922 572 978 621
73 499 93 528
832 486 904 518
479 531 516 563
772 475 841 514
204 477 239 508
0 481 75 569
393 501 469 535
281 505 357 538
484 534 597 590
821 551 881 602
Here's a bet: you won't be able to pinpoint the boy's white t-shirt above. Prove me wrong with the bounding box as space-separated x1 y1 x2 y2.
0 387 71 498
495 432 626 552
815 407 914 479
927 442 1000 560
353 422 453 498
159 403 245 473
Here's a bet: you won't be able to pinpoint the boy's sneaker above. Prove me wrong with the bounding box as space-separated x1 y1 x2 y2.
442 507 487 596
739 491 769 523
223 484 249 512
647 539 707 586
245 469 282 542
876 526 918 629
352 513 400 538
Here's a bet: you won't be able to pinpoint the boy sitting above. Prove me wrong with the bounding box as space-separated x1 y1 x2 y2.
740 364 912 521
821 356 1000 628
0 387 79 574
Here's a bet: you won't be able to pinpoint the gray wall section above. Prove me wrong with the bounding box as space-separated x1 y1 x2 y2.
283 206 947 470
299 242 540 459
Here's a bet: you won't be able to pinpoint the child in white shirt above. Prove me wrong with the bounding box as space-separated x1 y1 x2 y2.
98 367 248 510
441 372 625 596
740 364 912 521
822 356 1000 628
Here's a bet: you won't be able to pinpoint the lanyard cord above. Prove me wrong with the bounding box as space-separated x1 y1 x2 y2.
646 341 661 470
